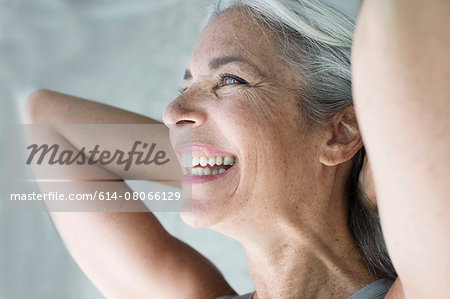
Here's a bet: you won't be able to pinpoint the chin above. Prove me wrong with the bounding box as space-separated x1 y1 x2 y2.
178 175 241 228
179 197 227 228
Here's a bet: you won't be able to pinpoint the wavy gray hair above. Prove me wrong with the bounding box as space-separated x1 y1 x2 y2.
206 0 397 280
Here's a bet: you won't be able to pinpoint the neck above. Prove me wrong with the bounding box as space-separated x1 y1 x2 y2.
217 164 377 298
243 222 376 298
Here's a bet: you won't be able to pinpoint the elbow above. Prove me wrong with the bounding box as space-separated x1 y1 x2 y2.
24 89 51 124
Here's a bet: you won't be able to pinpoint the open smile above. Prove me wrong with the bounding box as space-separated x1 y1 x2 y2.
177 144 238 183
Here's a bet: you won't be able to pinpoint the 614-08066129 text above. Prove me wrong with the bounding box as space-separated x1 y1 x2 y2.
9 191 181 201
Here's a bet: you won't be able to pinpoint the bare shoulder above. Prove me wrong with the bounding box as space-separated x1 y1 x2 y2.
156 235 238 298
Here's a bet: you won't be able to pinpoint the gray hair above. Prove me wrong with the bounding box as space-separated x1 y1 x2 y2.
207 0 397 280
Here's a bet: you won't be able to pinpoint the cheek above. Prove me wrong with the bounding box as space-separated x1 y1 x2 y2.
215 88 309 163
238 89 304 141
220 88 299 126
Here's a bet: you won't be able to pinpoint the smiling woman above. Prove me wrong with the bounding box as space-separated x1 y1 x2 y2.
23 0 450 298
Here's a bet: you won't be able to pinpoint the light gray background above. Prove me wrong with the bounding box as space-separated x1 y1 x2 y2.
0 0 361 298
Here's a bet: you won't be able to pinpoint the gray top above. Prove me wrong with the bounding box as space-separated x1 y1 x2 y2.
347 279 394 299
216 279 394 299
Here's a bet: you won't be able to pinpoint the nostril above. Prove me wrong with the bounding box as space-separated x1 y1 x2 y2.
167 111 205 127
176 120 196 126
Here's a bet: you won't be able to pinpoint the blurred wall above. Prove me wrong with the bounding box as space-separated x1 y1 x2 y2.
0 0 361 298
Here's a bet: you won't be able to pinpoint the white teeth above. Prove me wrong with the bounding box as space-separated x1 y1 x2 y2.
187 152 237 176
192 156 199 167
208 155 216 166
199 155 208 167
223 156 234 166
189 154 235 167
190 167 228 176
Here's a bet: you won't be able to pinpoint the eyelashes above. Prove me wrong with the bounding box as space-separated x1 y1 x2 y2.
177 73 249 95
218 73 249 86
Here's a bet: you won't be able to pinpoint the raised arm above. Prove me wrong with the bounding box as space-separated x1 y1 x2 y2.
352 1 450 298
24 90 236 298
25 89 182 182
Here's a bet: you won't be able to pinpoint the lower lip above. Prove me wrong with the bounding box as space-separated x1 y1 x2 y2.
182 164 236 184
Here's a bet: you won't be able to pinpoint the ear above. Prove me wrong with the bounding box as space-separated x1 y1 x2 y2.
319 106 363 166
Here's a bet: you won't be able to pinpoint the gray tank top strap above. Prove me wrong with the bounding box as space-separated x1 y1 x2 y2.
216 279 394 299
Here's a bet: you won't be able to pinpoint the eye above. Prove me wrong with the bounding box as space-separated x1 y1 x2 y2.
219 73 248 87
224 77 238 85
178 87 187 95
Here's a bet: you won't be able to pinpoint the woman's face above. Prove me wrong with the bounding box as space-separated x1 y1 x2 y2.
164 8 326 229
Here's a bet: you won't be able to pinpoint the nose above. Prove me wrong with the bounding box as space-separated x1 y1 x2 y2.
163 96 207 128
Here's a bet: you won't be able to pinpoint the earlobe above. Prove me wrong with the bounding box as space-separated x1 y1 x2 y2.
319 106 363 166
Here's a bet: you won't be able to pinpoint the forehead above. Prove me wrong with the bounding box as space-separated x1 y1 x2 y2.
189 7 283 74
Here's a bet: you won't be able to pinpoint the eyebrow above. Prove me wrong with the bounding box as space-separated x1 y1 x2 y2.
183 55 262 81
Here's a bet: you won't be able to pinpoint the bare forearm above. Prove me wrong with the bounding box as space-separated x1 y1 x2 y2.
23 125 172 297
25 89 162 125
25 89 181 182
